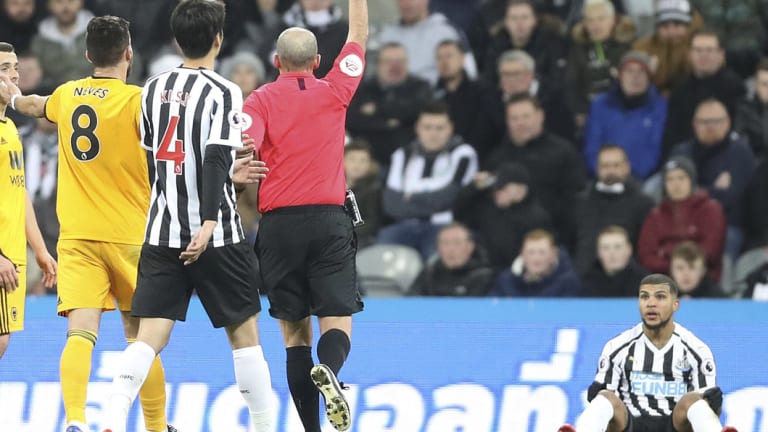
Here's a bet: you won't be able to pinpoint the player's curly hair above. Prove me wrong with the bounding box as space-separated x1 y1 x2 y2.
640 273 680 297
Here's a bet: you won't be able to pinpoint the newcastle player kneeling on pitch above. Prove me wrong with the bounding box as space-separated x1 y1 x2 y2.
560 274 737 432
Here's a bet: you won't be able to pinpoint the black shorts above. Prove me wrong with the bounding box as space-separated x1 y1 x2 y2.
256 205 364 321
132 241 262 328
626 415 675 432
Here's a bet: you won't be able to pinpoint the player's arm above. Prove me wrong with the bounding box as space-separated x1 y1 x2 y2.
232 133 268 193
181 90 245 264
587 340 623 401
0 74 47 118
347 0 369 48
24 195 57 287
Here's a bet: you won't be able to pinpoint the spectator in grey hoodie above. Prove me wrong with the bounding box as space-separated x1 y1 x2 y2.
376 0 477 85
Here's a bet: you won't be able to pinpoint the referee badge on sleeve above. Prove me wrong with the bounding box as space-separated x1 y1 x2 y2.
340 54 364 77
228 110 252 131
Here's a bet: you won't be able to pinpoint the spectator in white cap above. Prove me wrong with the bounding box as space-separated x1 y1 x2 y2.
633 0 702 96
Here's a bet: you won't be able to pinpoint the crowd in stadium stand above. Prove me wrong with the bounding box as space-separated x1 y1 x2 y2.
3 0 768 299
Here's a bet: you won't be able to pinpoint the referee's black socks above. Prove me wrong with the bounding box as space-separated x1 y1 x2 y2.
286 346 321 432
317 328 351 376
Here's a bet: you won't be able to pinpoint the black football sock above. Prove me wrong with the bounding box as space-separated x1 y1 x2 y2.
286 346 320 432
317 328 351 377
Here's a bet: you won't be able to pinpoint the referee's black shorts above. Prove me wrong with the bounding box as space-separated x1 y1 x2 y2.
256 205 364 322
132 241 262 328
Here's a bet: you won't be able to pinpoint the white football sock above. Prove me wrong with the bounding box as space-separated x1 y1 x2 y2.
233 345 275 432
687 399 723 432
575 394 614 432
103 342 157 432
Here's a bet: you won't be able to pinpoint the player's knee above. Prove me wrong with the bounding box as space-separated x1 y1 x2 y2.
676 391 704 415
597 390 624 412
225 317 260 349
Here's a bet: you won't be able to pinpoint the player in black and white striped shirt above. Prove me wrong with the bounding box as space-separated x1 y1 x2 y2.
100 2 274 431
560 274 737 432
141 60 245 248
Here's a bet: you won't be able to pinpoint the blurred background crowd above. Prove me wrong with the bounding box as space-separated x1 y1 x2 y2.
4 0 768 300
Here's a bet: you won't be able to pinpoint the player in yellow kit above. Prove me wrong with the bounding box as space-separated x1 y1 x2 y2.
0 42 57 360
0 18 176 432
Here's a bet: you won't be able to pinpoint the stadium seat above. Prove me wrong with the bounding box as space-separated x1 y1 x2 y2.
732 247 768 297
357 244 423 297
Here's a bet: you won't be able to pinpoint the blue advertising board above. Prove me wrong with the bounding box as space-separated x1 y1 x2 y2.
0 297 766 432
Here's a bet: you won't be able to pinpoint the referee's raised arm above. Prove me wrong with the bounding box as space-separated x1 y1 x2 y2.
347 0 369 49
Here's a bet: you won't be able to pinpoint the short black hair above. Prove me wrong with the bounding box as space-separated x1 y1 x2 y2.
171 0 225 60
640 273 679 297
419 100 451 117
436 39 464 53
505 92 542 110
344 138 372 155
86 16 130 67
0 42 15 53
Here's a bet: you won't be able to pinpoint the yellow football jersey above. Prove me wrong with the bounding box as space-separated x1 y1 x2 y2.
0 117 26 266
45 77 149 245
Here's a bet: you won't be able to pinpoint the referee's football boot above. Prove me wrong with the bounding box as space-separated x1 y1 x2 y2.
311 363 351 431
558 425 575 432
65 421 89 432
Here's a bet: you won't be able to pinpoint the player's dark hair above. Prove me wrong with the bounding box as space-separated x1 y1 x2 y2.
640 273 680 297
86 16 130 67
0 42 15 53
171 0 225 60
419 100 451 117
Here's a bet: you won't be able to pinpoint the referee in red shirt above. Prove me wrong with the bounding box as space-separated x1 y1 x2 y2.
242 1 368 431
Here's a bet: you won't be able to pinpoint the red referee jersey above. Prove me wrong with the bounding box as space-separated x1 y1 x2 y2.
243 42 365 213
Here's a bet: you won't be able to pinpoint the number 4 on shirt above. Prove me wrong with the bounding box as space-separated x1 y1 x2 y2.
157 115 185 174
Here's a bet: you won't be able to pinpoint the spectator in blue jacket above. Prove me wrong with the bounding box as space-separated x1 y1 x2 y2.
670 98 755 261
488 229 581 297
584 50 667 179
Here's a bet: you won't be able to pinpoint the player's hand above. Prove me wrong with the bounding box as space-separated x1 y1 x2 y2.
233 158 268 185
237 133 256 159
0 255 20 293
35 250 57 288
702 386 723 415
0 72 21 105
180 221 216 265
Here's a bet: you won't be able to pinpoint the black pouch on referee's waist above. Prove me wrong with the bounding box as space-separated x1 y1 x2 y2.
344 189 365 227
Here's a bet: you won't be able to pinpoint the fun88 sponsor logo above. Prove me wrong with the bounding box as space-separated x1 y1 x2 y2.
629 372 689 398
